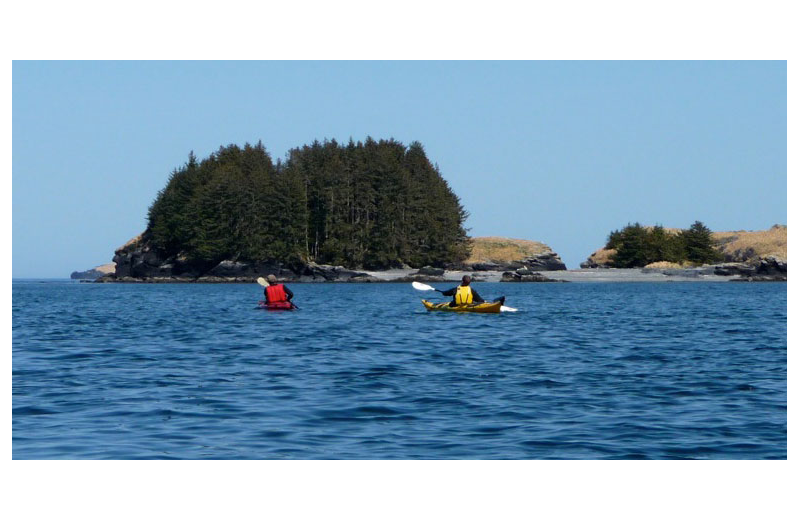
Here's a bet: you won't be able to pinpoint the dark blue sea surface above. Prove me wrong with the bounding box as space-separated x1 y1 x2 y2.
12 280 786 459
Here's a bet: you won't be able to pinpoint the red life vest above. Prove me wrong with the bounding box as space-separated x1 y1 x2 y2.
265 284 293 309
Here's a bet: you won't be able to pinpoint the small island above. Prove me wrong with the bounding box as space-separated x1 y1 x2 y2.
78 139 786 284
93 139 491 283
579 223 787 282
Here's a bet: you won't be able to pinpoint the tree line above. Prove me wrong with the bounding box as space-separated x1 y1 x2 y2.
145 138 471 270
605 221 723 267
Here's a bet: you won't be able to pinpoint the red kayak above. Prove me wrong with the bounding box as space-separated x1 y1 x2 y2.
258 300 295 311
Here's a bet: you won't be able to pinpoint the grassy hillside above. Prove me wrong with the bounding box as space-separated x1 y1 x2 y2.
466 237 552 264
712 225 787 261
95 263 116 274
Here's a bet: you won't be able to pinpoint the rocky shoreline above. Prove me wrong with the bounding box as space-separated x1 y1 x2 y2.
78 231 786 284
90 239 574 283
87 261 786 284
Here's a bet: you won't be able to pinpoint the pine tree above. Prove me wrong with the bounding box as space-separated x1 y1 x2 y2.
610 223 649 267
680 221 723 265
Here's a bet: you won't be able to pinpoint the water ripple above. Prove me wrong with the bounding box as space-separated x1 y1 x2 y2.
12 280 786 459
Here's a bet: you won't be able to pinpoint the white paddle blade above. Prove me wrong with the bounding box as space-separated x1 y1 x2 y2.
501 305 518 312
411 281 436 291
257 277 269 287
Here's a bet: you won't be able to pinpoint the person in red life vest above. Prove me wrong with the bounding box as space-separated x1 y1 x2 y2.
264 274 294 309
439 275 505 307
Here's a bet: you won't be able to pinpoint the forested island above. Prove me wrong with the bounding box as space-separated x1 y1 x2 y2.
99 138 491 282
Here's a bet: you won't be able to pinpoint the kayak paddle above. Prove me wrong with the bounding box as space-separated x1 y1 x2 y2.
411 281 518 312
411 281 441 292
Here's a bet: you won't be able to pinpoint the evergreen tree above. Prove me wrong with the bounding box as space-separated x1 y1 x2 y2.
643 225 685 265
680 221 723 264
610 223 649 267
606 220 721 267
145 138 471 270
605 229 623 250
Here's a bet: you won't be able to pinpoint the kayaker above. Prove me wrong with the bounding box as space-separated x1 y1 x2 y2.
440 275 504 307
264 274 294 307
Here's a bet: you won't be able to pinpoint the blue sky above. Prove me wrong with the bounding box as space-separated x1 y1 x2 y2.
12 61 786 277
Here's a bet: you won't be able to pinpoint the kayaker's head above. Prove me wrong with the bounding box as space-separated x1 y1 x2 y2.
267 274 278 285
461 275 471 286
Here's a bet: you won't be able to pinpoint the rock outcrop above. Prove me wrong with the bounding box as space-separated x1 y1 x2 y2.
501 269 566 282
580 248 615 269
459 253 567 272
299 262 374 282
521 251 567 271
392 266 449 283
99 233 381 283
465 237 566 271
727 256 788 282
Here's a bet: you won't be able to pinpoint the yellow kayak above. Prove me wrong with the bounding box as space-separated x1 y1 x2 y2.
422 299 502 314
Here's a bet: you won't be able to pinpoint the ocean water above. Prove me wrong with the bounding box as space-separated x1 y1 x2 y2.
12 280 786 459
